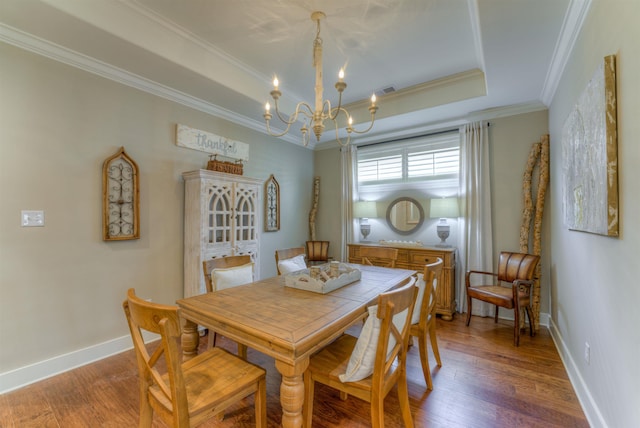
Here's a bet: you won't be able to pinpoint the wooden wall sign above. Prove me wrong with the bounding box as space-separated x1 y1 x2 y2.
102 147 140 241
176 123 249 161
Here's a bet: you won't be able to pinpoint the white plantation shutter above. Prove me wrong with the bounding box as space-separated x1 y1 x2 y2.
357 132 459 186
408 147 459 178
357 153 402 182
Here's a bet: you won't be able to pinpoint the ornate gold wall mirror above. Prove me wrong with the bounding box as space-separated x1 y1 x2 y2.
386 197 424 235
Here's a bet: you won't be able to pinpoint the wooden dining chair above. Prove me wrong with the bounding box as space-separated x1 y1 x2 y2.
202 255 253 357
409 258 443 390
122 288 266 428
305 240 330 265
465 251 540 346
275 247 307 275
203 255 253 293
359 246 399 268
303 277 418 428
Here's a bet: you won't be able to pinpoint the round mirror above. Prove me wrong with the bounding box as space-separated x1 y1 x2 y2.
386 197 424 235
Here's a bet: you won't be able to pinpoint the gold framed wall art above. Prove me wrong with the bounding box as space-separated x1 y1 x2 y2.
562 54 619 237
264 174 280 232
102 147 140 240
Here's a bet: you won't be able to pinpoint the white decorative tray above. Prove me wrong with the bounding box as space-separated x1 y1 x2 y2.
284 262 361 294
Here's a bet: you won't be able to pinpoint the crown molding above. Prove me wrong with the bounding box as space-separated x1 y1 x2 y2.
315 100 546 150
467 0 486 75
540 0 593 105
0 23 301 146
345 69 486 113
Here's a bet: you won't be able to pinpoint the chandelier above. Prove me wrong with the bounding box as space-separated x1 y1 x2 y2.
263 11 378 147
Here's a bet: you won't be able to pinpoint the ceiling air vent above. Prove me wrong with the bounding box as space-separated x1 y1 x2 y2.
375 86 396 97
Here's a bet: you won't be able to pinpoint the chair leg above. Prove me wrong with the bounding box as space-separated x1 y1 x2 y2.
207 331 217 349
514 305 521 347
417 332 433 390
465 296 472 326
526 306 536 337
139 394 153 428
397 369 414 428
303 371 314 428
370 395 386 428
428 321 442 367
494 306 499 323
238 343 248 360
255 378 267 428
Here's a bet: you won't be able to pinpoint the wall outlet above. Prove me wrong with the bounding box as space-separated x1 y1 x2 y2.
21 210 45 227
584 342 590 364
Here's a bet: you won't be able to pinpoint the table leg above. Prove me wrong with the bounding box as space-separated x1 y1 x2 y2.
180 319 199 361
275 358 309 428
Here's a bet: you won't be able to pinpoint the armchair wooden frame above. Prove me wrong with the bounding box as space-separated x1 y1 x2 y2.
465 252 540 346
410 258 443 390
303 277 418 428
122 288 266 427
359 246 399 268
305 240 330 265
202 255 252 358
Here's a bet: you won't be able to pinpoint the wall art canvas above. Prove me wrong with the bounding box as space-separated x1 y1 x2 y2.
562 54 618 236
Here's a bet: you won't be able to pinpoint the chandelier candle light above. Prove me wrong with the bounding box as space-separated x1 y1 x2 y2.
264 11 378 147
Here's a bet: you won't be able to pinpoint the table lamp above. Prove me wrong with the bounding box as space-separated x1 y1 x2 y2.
353 201 377 242
430 197 459 247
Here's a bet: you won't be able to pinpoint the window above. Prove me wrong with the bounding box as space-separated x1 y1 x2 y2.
357 132 459 187
357 153 402 182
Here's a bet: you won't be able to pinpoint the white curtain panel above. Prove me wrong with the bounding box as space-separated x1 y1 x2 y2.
457 122 494 316
340 145 357 262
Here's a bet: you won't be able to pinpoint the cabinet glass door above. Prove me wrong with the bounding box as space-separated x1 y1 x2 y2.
207 186 233 244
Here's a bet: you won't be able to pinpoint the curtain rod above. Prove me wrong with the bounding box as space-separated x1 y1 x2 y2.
355 122 490 149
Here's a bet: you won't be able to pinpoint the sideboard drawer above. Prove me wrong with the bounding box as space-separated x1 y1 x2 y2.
409 252 441 265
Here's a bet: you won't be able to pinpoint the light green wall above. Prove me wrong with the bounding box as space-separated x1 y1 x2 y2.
313 147 345 260
548 0 640 426
0 43 313 378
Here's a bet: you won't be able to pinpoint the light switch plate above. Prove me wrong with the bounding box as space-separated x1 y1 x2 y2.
22 210 45 227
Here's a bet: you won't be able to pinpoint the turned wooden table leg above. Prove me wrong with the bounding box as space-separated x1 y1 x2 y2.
180 319 199 361
275 358 309 428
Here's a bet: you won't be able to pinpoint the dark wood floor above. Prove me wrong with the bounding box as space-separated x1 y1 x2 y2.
0 315 588 427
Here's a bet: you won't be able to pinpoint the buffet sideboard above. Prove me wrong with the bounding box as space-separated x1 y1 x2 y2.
347 243 456 320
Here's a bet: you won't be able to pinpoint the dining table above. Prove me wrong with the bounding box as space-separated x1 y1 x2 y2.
176 263 415 428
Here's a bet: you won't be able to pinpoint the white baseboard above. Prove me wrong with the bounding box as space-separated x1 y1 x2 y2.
548 317 607 428
492 310 550 327
0 331 156 394
539 311 550 327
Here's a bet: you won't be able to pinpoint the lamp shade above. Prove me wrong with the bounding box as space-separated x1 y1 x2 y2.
429 197 459 218
353 201 377 219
